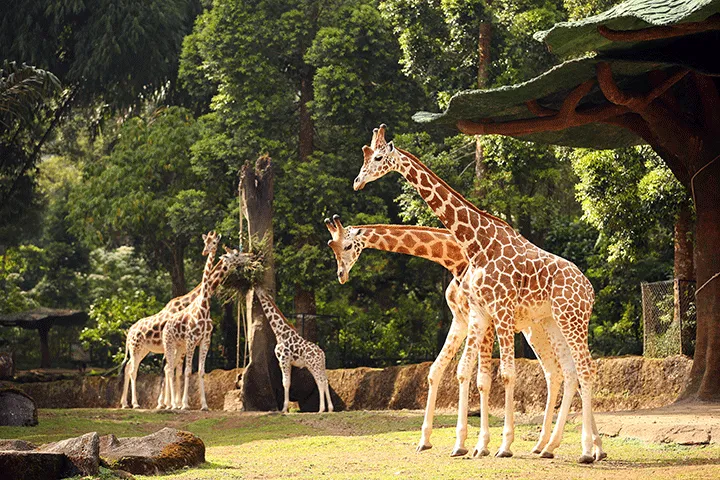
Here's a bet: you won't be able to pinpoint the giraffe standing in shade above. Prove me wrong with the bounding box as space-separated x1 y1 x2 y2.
353 125 599 463
325 216 603 459
255 288 334 414
120 232 221 409
162 247 245 410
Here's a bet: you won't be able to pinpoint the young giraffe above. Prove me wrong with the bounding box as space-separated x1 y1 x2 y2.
353 125 599 463
255 288 334 414
325 216 603 459
163 247 246 410
120 232 221 409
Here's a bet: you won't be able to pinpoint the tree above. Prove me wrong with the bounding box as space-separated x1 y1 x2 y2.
415 0 720 400
68 107 209 297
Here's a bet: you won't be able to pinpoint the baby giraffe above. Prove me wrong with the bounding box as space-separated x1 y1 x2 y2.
255 288 334 414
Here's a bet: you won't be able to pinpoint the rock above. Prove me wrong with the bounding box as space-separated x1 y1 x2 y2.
100 427 205 475
0 439 37 451
0 352 14 378
0 387 38 426
0 451 68 480
223 389 243 411
38 431 100 476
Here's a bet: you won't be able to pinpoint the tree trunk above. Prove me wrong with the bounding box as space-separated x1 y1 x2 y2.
240 156 282 411
693 157 720 400
293 285 317 342
474 21 492 199
220 302 236 369
168 243 187 298
38 324 51 369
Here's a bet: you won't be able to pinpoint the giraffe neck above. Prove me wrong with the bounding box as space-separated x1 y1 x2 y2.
393 147 515 257
202 244 219 285
198 260 230 303
356 225 468 277
256 289 296 340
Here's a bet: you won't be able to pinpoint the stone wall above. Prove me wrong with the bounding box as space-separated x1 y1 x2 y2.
3 356 692 413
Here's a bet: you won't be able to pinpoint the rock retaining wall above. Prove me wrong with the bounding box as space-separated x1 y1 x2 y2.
4 356 692 413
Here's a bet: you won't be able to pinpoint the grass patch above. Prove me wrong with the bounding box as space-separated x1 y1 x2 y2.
1 409 719 479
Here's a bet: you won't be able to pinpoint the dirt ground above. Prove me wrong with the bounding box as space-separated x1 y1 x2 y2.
591 401 720 445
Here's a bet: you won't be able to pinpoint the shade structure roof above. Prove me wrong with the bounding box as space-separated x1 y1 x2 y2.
0 308 88 330
413 0 720 149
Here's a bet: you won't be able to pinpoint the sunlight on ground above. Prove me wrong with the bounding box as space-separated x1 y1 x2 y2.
1 409 719 480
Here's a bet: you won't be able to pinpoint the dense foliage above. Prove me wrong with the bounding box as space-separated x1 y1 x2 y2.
1 0 686 370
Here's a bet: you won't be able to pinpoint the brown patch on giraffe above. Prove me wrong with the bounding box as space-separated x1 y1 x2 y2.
427 194 442 210
415 245 428 256
419 173 432 189
470 213 479 229
457 207 469 225
431 242 444 259
397 246 410 255
416 231 434 243
406 168 418 184
368 234 380 244
385 237 398 249
444 206 455 225
404 235 417 248
455 224 473 243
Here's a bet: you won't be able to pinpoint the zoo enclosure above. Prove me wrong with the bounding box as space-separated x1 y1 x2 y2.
642 279 696 358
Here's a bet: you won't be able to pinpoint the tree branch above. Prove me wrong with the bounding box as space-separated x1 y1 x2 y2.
525 100 555 117
597 15 720 42
596 62 688 111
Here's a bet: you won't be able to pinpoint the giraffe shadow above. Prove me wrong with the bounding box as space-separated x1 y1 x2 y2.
289 367 346 412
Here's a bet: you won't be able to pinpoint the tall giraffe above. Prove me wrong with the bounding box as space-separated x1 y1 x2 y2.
255 288 334 414
120 231 221 409
163 247 246 410
325 216 603 459
353 125 599 463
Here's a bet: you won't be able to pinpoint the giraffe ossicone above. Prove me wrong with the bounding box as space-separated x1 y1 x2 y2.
352 125 602 463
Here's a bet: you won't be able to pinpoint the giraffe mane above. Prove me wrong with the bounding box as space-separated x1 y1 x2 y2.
395 147 512 229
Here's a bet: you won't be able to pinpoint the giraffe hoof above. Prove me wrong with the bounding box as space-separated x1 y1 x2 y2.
201 406 209 412
594 451 607 461
121 405 129 409
472 448 490 458
578 454 595 464
531 448 543 454
450 447 468 457
495 450 513 458
539 451 554 459
132 404 140 409
416 444 432 453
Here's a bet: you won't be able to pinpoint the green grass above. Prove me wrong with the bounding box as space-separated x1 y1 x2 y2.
2 409 719 479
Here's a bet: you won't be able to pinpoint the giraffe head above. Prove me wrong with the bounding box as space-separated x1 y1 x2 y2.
219 246 247 270
202 231 221 256
324 214 364 284
353 124 397 191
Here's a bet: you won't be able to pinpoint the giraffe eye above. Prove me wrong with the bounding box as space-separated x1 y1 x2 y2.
373 155 383 161
343 244 352 251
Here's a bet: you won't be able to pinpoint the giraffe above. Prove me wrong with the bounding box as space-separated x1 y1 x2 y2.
353 124 600 463
255 287 334 414
325 216 603 459
163 247 246 410
120 231 221 409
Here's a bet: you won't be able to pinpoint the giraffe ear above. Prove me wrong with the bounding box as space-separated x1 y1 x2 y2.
387 141 395 152
202 234 207 241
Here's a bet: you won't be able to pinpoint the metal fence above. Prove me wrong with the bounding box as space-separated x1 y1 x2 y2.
641 279 696 358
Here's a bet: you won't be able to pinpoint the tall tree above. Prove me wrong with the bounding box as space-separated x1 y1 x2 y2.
68 107 209 297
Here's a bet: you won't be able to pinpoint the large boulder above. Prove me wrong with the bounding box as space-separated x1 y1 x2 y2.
0 352 14 378
0 439 37 451
100 427 205 475
0 387 38 426
38 432 100 477
0 451 69 480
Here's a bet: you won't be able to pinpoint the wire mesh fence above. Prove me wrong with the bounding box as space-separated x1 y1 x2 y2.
641 279 696 358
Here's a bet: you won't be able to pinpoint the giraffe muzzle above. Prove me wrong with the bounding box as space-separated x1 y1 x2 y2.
337 269 348 284
353 176 366 191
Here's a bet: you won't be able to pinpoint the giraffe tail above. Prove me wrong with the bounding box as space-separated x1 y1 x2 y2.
115 341 130 386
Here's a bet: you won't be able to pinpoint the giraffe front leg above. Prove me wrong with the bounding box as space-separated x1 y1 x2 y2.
472 325 494 458
495 322 516 458
164 348 178 410
279 358 292 414
522 324 563 455
198 337 211 411
451 320 481 458
181 345 195 410
418 311 467 453
120 352 133 409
